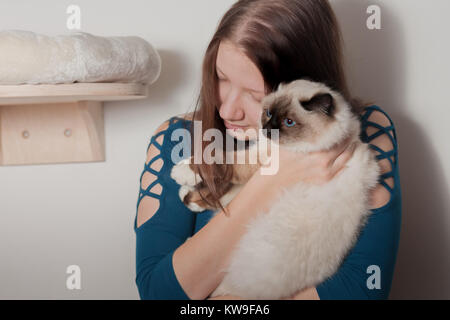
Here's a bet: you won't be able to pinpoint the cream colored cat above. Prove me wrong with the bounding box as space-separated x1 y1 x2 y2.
171 79 380 299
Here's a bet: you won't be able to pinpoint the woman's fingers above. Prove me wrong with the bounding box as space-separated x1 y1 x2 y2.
314 136 352 167
331 136 353 160
275 137 358 185
330 141 357 176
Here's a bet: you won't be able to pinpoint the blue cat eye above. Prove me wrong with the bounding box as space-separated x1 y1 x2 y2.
284 118 296 127
266 109 272 118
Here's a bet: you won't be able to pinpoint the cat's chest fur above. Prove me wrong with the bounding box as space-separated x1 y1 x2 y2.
209 140 380 299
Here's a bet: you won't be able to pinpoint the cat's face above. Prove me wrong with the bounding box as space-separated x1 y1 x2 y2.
260 79 356 152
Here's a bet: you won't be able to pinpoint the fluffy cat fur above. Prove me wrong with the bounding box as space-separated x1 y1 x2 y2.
170 79 380 299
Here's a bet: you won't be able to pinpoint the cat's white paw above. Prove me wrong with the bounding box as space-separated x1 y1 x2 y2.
178 185 191 202
179 185 206 212
171 158 202 187
187 201 207 213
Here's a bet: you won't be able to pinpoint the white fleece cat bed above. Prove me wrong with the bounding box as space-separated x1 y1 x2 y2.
0 30 162 166
0 30 161 85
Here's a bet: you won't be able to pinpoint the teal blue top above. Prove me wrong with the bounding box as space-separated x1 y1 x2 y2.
134 105 402 300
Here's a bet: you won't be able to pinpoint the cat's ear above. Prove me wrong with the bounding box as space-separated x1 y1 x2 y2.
277 82 286 91
301 93 335 116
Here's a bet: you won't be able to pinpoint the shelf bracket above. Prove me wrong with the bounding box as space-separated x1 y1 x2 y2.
0 83 147 166
0 101 105 166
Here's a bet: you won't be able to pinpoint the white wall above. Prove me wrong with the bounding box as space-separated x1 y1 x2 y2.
333 0 450 299
0 0 448 299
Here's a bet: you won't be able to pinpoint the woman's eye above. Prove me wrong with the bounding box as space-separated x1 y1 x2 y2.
252 95 261 103
266 109 272 118
284 118 296 127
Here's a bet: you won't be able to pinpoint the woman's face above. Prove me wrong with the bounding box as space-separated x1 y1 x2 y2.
216 40 267 140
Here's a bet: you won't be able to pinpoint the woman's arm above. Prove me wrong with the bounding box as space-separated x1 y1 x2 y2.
174 140 357 300
173 168 290 300
207 295 246 300
135 118 197 300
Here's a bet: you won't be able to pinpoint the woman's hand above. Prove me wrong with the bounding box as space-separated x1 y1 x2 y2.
207 295 245 300
226 136 358 219
260 137 357 188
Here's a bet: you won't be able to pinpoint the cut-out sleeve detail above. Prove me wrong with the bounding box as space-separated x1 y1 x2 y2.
359 105 399 207
134 115 197 300
135 121 170 228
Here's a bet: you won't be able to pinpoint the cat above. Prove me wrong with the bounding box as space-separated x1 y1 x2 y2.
170 79 380 299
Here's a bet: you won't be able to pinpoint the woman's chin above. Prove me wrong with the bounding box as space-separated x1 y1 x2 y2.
225 128 258 141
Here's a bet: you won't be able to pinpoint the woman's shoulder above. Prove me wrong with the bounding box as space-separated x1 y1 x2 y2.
358 104 398 147
359 105 396 132
151 112 194 139
162 112 195 135
158 112 194 129
147 112 194 164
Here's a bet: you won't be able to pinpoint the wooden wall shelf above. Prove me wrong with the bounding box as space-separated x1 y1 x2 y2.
0 83 148 166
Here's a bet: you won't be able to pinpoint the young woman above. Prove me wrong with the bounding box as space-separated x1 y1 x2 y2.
134 0 401 300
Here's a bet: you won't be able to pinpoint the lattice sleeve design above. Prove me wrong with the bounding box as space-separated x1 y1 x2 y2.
360 105 399 203
134 116 195 300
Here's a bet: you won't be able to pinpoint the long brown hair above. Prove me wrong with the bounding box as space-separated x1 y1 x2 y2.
188 0 366 214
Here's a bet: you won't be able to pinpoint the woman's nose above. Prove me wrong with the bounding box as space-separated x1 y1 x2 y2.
219 91 244 121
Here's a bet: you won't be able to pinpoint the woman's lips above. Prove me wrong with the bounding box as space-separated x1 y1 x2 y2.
224 121 248 130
